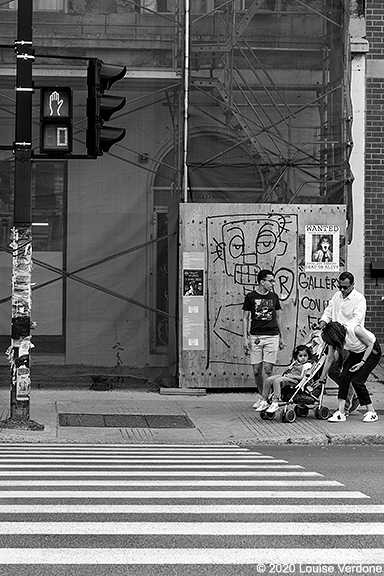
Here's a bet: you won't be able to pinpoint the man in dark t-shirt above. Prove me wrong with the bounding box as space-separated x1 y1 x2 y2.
242 269 285 410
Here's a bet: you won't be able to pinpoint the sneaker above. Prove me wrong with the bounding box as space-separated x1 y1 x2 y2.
362 411 378 422
254 400 270 412
252 398 262 410
266 401 279 414
348 396 360 414
328 410 347 422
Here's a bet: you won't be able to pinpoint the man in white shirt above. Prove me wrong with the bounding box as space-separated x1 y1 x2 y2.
317 271 366 414
319 272 366 328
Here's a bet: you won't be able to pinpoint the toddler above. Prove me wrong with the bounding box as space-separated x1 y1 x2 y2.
254 344 313 414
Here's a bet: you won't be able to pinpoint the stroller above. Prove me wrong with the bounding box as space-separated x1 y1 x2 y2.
259 330 331 423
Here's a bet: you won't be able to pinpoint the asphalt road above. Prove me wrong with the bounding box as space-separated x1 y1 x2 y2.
0 443 383 576
249 444 384 502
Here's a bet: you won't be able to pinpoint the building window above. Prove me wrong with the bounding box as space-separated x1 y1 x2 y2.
136 1 175 13
5 0 65 10
32 162 64 252
0 160 66 352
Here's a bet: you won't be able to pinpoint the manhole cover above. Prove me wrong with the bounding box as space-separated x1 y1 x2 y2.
58 413 194 429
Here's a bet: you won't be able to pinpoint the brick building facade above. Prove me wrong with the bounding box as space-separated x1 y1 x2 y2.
365 2 384 340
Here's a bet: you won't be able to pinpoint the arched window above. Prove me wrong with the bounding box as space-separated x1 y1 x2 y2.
150 133 264 353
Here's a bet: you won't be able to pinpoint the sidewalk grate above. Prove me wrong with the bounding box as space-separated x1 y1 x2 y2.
58 413 195 429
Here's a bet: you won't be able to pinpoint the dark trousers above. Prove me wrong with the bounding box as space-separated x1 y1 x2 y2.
328 350 354 409
329 341 381 406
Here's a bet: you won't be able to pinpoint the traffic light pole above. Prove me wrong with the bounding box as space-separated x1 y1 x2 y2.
0 17 126 430
0 0 44 431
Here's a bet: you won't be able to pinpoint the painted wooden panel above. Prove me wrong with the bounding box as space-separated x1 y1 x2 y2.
179 203 346 388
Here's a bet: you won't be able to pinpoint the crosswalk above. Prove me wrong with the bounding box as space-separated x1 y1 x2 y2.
0 443 383 572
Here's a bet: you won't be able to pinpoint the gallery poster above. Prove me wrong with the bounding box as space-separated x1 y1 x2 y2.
305 224 340 272
182 252 205 350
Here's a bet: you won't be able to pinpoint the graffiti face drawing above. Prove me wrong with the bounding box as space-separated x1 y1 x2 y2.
219 216 289 287
204 211 300 367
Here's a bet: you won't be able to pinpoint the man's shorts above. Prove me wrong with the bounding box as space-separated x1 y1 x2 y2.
249 334 279 365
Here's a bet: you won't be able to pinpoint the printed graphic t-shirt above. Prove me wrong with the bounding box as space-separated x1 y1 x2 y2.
242 290 282 336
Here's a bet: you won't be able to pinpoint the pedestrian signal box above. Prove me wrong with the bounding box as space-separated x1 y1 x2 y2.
40 86 73 155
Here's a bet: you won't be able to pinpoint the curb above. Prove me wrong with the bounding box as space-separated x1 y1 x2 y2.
2 432 384 446
239 433 384 446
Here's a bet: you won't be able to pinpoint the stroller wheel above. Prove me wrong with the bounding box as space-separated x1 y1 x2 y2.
295 405 309 418
260 409 275 420
282 407 296 423
317 405 331 420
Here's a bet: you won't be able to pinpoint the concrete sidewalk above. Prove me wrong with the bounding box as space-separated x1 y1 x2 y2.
0 363 384 446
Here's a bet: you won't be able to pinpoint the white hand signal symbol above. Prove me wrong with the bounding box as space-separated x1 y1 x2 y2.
49 91 64 117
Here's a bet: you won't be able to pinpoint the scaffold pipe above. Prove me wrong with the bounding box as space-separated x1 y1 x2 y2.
183 0 190 203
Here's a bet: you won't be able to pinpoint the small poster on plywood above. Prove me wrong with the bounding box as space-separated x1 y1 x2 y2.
305 225 340 272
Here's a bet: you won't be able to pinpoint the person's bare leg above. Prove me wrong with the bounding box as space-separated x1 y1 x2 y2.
252 363 263 407
337 398 346 414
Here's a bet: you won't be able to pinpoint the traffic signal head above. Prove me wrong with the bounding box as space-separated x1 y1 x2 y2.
98 64 126 91
99 95 126 122
86 59 127 157
40 86 73 155
99 126 126 153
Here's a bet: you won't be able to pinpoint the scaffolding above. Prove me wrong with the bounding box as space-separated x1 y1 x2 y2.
0 0 352 367
182 1 351 206
155 0 352 365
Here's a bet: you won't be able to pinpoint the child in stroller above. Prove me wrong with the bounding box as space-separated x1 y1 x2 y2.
255 344 314 414
254 331 331 422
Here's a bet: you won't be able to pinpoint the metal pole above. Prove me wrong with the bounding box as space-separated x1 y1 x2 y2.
182 0 190 203
1 0 44 431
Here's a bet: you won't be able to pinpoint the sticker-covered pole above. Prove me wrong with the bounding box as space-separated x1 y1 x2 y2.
1 0 44 431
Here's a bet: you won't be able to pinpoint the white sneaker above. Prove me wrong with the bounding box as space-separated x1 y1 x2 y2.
266 401 279 414
362 411 378 422
254 400 270 412
252 398 262 409
328 410 347 422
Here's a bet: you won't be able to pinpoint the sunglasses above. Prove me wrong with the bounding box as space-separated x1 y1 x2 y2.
337 284 351 291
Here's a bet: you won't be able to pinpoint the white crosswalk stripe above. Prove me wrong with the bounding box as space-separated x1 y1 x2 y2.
0 443 383 571
0 521 384 535
1 547 384 565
